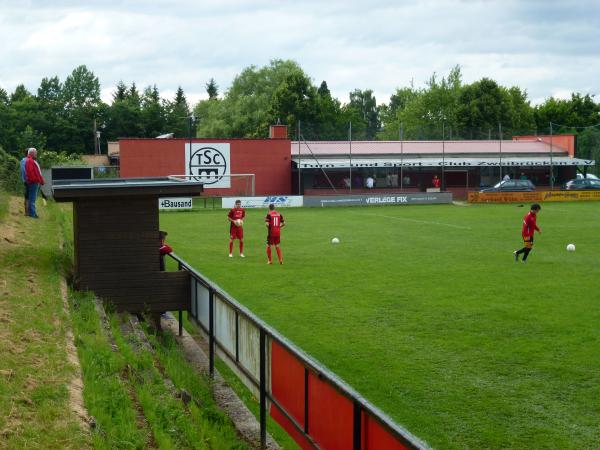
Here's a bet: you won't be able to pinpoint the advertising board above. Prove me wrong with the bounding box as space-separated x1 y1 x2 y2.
303 192 453 207
159 197 193 210
222 196 304 208
468 190 600 203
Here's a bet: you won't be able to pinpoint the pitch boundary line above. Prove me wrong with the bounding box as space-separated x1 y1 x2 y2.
354 212 472 230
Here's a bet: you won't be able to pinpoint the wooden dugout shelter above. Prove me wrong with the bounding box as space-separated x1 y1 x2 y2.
53 177 203 312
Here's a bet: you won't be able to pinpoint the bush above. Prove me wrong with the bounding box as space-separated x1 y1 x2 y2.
37 150 82 169
0 145 23 194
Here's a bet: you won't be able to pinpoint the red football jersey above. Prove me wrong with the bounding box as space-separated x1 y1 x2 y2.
265 211 284 237
228 207 245 229
522 212 539 238
159 244 172 255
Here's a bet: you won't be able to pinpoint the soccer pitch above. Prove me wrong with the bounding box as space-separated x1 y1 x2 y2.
160 202 600 449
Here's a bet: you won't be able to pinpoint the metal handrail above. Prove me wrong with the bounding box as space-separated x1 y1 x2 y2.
168 252 429 450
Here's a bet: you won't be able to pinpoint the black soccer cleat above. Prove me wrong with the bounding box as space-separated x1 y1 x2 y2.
513 251 519 262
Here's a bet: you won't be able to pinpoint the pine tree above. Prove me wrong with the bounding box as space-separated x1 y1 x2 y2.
206 78 219 100
113 81 127 101
166 87 191 137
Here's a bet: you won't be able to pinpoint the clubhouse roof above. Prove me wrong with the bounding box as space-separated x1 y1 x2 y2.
291 135 595 168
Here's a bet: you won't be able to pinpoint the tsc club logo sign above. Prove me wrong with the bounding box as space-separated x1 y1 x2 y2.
185 143 231 188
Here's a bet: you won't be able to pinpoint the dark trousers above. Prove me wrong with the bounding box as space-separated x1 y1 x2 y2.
27 183 39 217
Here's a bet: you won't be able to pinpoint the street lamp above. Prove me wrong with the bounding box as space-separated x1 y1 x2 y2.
93 120 106 155
96 131 101 154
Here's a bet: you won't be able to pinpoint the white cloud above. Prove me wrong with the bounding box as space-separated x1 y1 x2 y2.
0 0 598 107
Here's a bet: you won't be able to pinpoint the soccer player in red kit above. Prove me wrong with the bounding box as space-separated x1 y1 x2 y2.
228 200 246 258
514 203 541 263
159 230 173 271
265 203 285 264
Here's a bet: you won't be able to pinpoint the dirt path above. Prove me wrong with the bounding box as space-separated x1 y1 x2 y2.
60 262 90 429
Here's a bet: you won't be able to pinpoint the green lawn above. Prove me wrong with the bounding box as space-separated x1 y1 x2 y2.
161 202 600 450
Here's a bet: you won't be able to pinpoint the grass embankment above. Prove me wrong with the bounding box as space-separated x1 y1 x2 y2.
60 204 249 448
139 321 249 449
70 293 248 449
69 292 149 449
0 194 250 449
0 191 8 220
0 196 89 448
161 203 600 450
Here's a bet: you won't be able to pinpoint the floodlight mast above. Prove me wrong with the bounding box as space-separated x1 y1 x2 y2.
188 113 197 163
349 121 352 193
499 122 503 190
550 122 554 190
441 121 445 191
400 123 404 192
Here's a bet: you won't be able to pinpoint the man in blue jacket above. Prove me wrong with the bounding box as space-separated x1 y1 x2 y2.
20 149 30 215
24 148 45 218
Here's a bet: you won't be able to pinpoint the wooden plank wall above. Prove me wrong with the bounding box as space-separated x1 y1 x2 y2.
74 196 190 312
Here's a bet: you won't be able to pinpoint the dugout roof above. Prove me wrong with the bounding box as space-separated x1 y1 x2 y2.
52 177 203 201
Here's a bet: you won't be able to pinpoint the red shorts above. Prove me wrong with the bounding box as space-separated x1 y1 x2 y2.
267 235 280 246
230 226 243 240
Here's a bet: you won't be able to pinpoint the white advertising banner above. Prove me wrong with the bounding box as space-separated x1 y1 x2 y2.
222 196 304 208
185 143 231 188
159 197 193 210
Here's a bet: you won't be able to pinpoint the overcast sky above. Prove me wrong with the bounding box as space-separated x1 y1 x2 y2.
1 0 598 107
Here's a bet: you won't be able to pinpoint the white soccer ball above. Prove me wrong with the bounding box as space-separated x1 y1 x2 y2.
235 219 243 227
331 237 340 244
566 243 575 252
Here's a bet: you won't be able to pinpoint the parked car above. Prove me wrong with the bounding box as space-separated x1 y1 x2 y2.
480 179 536 192
576 173 599 180
564 178 600 190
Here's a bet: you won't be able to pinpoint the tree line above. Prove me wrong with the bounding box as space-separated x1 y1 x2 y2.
1 61 599 163
0 65 192 157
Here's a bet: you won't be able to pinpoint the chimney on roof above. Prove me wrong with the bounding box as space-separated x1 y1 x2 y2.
269 123 288 139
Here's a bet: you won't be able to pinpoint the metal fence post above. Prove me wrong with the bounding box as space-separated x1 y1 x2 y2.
209 289 215 378
192 278 197 320
260 329 267 448
353 401 362 450
235 310 239 362
178 260 183 335
304 367 309 434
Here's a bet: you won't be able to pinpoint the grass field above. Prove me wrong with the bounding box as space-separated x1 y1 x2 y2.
161 202 600 449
